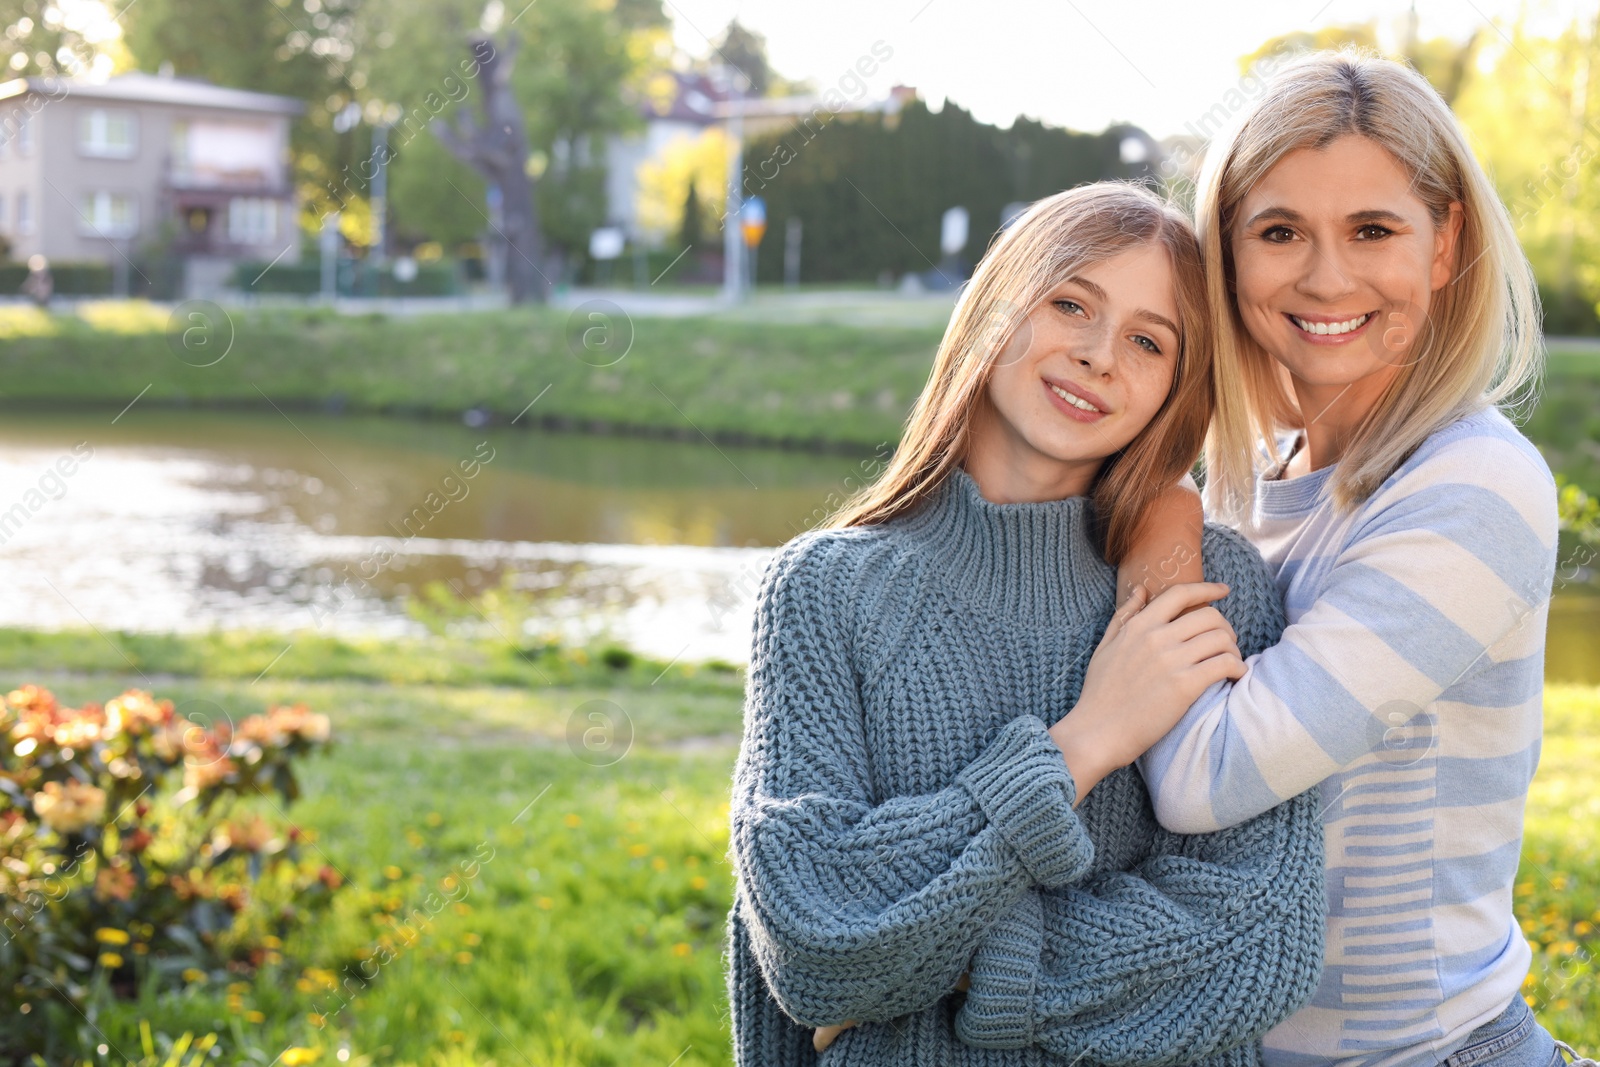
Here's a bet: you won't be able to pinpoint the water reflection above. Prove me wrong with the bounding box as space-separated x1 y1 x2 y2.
0 408 1593 680
0 410 881 663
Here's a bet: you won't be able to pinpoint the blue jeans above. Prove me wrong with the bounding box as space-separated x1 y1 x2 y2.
1443 997 1577 1067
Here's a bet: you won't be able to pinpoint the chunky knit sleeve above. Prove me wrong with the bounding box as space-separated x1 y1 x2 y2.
728 531 1098 1037
955 527 1326 1063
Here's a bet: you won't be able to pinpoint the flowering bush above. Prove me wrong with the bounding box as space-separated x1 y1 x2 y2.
0 686 340 1059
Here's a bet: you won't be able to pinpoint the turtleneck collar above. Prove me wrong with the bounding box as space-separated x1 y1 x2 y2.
894 466 1116 628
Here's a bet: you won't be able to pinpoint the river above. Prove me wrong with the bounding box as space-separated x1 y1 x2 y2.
0 408 1593 682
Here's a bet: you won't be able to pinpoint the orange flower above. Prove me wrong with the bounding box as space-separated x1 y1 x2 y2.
183 755 236 793
213 815 280 855
104 691 171 735
6 685 58 715
95 864 136 902
32 780 106 834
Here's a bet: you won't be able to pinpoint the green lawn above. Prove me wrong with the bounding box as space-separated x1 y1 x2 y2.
6 629 1597 1064
0 302 939 452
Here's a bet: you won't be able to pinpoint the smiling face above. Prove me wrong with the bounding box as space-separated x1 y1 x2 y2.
967 242 1182 501
1230 134 1463 409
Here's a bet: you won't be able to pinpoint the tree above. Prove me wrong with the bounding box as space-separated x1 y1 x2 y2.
678 182 703 249
737 98 1135 283
1452 10 1600 330
358 0 668 285
715 18 769 97
432 34 548 303
1240 21 1479 107
635 126 729 247
0 0 127 80
122 0 358 243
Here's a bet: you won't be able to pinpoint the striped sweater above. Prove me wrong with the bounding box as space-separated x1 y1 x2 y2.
1138 407 1559 1067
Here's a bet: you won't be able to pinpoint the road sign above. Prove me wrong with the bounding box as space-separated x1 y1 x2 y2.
741 196 767 248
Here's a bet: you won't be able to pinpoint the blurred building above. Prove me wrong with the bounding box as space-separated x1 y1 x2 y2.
0 70 302 293
603 70 916 244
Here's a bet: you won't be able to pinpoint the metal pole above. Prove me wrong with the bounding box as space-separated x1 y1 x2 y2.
721 70 744 303
371 122 389 268
320 211 340 302
784 217 801 289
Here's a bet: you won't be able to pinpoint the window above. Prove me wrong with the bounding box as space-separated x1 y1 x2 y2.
78 109 137 158
228 197 278 244
16 191 31 234
77 191 138 237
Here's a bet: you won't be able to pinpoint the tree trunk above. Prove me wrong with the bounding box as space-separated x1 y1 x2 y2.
433 34 551 304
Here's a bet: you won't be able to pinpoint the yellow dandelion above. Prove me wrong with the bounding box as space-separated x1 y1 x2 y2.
98 952 124 968
672 942 692 957
563 813 582 828
94 928 130 945
685 855 701 868
651 857 668 871
690 876 709 891
244 1010 266 1024
425 812 443 827
132 943 149 955
183 968 205 983
454 951 473 965
1576 921 1593 936
281 1049 320 1067
628 843 649 857
464 932 481 946
383 865 403 881
307 1012 326 1028
1524 973 1538 988
228 981 251 994
536 896 554 910
447 1030 467 1043
453 902 471 916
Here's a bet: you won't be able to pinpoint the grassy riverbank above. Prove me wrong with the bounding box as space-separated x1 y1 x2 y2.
0 302 935 452
4 626 1598 1063
1 302 1595 481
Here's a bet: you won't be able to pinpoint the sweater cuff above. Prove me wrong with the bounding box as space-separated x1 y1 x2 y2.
956 715 1095 889
954 889 1043 1049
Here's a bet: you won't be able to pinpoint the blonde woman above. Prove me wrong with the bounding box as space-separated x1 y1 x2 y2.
1084 50 1591 1067
725 182 1326 1066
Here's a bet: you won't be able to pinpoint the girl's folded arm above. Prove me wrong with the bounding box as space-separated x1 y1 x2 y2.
955 784 1325 1064
732 535 1099 1028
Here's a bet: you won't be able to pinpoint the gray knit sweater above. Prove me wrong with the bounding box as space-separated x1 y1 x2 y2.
724 468 1325 1066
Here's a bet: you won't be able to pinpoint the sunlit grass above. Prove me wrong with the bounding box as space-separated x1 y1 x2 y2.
0 303 59 338
75 299 172 334
6 643 1597 1062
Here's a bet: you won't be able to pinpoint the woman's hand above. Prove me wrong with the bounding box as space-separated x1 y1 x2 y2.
1050 582 1244 801
812 974 971 1052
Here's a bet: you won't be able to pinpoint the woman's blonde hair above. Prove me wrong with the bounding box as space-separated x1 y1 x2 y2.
826 181 1213 566
1197 48 1543 522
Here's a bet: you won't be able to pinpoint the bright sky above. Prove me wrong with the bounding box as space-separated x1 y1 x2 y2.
664 0 1596 138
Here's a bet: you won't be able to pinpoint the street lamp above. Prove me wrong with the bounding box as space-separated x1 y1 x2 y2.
712 64 752 303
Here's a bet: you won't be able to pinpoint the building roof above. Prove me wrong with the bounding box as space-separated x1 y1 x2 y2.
0 71 304 115
637 70 727 126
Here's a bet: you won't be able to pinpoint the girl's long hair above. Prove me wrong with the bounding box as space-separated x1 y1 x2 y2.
825 181 1214 566
1196 48 1543 522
